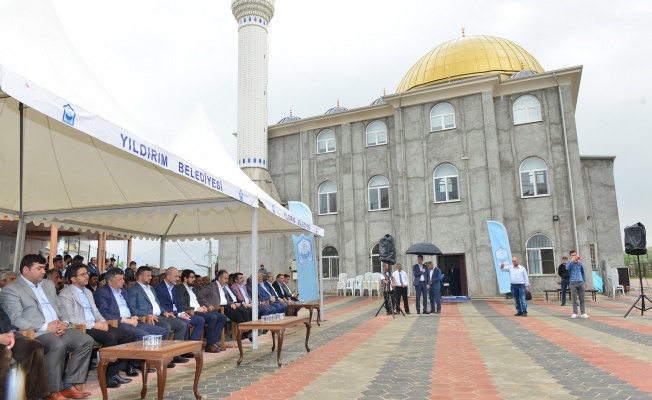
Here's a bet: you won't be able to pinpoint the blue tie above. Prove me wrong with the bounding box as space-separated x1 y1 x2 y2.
399 273 403 284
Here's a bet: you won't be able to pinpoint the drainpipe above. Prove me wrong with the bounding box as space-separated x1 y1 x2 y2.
292 121 303 202
552 73 579 251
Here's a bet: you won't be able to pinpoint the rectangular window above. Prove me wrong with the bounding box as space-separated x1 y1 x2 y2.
541 249 555 274
444 114 454 129
367 133 376 147
369 189 379 210
377 131 387 144
514 109 526 125
535 171 548 195
327 140 336 152
527 249 542 274
331 257 339 277
319 193 328 214
371 254 381 273
321 258 329 278
435 178 447 202
328 192 337 213
521 172 534 196
431 116 443 132
527 108 541 122
380 187 389 209
589 244 597 270
447 177 459 200
318 141 327 154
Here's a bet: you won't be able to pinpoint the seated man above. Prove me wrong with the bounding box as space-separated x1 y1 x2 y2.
231 272 273 317
1 254 94 400
197 270 251 341
128 266 188 365
258 273 287 314
45 269 64 295
94 268 168 374
60 263 135 389
273 273 298 302
178 269 227 352
0 269 16 291
0 305 49 400
283 274 299 299
153 267 205 344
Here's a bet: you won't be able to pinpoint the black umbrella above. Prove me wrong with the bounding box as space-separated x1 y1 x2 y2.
405 242 443 256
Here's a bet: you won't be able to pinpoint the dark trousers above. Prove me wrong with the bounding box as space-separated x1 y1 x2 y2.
221 305 250 323
118 321 167 341
194 311 227 346
429 288 442 312
0 337 49 400
86 326 134 376
415 281 427 311
394 286 409 312
383 290 394 313
175 314 205 341
560 278 570 304
156 316 187 340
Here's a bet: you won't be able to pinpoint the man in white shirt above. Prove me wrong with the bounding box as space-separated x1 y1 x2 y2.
500 257 530 316
392 263 410 314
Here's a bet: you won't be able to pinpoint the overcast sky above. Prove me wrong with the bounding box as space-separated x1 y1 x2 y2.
12 0 652 265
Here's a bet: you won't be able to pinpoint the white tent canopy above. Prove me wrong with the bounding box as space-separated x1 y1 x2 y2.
0 0 323 240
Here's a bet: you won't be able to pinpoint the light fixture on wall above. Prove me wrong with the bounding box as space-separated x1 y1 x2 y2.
552 215 560 221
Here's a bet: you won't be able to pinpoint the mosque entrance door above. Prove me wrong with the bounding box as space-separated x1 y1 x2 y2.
437 254 466 296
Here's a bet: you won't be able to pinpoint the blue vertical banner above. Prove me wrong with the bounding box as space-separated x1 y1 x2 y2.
289 201 319 301
486 221 512 293
292 234 318 301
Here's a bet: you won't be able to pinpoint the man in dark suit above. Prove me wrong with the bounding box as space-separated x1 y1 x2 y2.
154 267 205 341
272 274 297 316
93 267 168 373
197 270 251 339
0 305 49 400
448 264 461 296
60 263 134 388
86 257 100 276
426 261 442 314
178 269 226 353
231 272 273 317
257 272 287 314
412 255 428 314
127 266 187 341
0 254 94 400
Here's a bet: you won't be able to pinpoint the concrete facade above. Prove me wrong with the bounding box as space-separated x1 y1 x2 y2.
220 67 622 296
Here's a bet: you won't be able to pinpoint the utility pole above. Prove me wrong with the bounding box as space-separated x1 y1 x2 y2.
206 241 216 280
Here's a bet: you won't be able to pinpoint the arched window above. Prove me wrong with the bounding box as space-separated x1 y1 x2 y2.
433 163 459 203
366 120 387 147
370 243 381 273
368 175 390 211
317 129 336 154
520 157 548 197
513 95 542 125
318 181 337 214
321 246 339 279
526 234 555 274
430 102 455 132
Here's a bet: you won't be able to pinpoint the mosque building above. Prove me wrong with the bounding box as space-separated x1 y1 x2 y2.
224 3 622 296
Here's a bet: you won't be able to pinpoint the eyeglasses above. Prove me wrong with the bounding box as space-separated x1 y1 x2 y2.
75 272 90 277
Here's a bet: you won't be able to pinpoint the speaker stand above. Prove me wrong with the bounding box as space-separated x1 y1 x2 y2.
624 255 652 317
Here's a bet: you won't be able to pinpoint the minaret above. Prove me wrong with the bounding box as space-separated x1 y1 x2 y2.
231 0 280 200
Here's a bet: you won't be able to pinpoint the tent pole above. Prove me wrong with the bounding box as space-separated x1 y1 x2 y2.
127 238 133 267
318 235 324 321
13 102 25 271
49 225 58 267
159 237 166 270
251 207 259 350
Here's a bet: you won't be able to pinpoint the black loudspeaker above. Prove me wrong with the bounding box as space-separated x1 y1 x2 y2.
624 222 647 255
379 234 396 265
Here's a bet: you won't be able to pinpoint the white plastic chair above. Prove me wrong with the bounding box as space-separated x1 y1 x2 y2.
345 278 355 296
362 272 373 296
354 275 364 296
371 272 381 296
336 273 347 295
607 277 625 298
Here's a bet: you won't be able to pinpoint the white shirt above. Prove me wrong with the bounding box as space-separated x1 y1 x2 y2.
184 284 201 309
417 263 425 281
392 270 408 286
137 281 162 316
217 284 227 305
501 264 530 286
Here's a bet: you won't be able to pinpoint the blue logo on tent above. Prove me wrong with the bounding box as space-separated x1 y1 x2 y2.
62 104 75 126
239 190 243 201
297 236 313 263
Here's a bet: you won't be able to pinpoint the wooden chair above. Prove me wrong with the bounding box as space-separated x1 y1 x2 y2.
138 315 174 340
185 309 205 343
216 306 238 342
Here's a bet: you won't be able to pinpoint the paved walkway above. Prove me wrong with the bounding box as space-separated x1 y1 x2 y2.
85 293 652 399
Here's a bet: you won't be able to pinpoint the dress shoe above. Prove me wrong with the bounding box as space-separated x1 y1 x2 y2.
514 313 523 316
105 376 121 389
45 393 68 400
112 374 132 384
173 356 189 363
423 311 430 314
125 364 139 377
417 311 421 315
167 362 176 368
406 311 411 314
180 352 195 358
204 344 221 353
59 385 91 399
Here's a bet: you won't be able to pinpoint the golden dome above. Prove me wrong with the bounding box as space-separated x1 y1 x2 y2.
396 35 544 92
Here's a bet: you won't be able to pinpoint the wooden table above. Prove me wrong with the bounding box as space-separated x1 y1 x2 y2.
285 301 321 326
98 340 203 400
236 315 311 367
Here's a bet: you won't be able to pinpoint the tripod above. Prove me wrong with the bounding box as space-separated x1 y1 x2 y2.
375 288 405 318
624 254 652 317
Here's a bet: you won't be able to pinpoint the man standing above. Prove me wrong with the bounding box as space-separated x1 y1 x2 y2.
558 256 570 306
426 261 442 314
86 258 99 276
392 263 409 314
379 263 394 315
59 263 134 389
259 264 268 276
154 267 205 343
500 257 530 316
0 254 94 400
412 256 428 314
178 269 227 353
0 305 49 400
567 251 589 318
